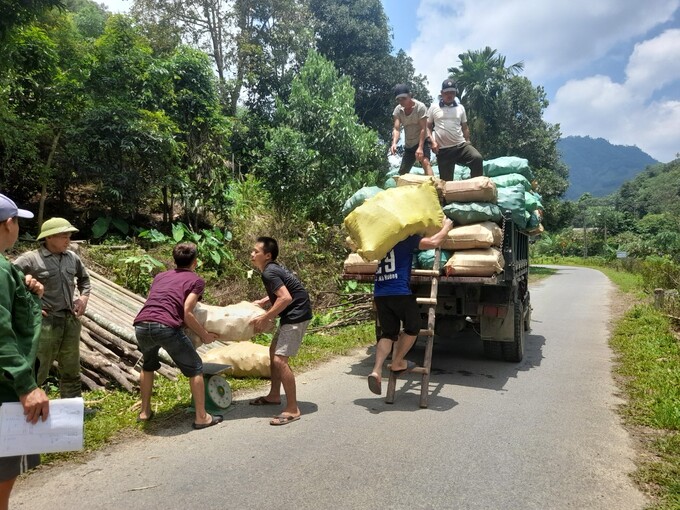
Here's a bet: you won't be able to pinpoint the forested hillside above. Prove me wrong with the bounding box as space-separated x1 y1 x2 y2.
558 136 658 200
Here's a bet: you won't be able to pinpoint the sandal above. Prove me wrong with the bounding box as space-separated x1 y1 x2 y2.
192 414 223 430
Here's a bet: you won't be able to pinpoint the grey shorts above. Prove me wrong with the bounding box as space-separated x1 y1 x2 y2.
0 453 40 482
272 320 310 357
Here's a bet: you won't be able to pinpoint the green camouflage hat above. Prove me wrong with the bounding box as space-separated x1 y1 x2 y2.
37 217 79 240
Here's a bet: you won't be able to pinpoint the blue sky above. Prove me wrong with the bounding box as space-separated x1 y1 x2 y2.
381 0 680 162
104 0 680 162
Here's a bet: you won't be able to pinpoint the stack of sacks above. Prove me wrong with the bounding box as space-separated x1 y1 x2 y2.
186 301 275 347
200 341 271 378
456 156 545 235
437 176 505 277
344 181 444 262
442 222 505 276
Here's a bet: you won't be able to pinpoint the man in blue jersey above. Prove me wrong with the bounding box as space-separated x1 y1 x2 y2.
368 218 453 395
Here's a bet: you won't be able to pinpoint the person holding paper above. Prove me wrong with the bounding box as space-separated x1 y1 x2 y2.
0 193 49 510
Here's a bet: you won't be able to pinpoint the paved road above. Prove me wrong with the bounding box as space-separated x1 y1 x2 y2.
13 266 647 509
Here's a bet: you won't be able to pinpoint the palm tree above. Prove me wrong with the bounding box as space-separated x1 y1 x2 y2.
447 47 524 151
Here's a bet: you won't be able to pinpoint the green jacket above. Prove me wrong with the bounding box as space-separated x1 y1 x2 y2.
0 255 42 403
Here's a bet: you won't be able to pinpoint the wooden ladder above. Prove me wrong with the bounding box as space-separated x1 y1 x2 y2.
385 247 441 408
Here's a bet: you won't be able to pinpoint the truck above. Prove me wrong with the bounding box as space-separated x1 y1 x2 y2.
344 212 531 362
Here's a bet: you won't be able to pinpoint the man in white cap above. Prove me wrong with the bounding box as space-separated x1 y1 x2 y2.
0 193 50 509
13 217 91 399
427 79 483 180
390 83 434 176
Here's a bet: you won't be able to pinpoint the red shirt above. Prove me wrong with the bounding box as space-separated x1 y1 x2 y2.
134 269 205 328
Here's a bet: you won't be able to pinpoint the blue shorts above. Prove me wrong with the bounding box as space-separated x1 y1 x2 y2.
135 322 203 377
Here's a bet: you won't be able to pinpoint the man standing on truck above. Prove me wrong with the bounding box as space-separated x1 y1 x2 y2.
368 218 453 395
428 79 483 180
390 83 434 176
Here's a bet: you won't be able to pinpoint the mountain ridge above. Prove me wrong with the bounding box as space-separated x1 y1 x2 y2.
558 136 658 200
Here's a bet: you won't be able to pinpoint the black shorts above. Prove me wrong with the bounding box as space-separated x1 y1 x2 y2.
375 295 420 341
0 453 40 482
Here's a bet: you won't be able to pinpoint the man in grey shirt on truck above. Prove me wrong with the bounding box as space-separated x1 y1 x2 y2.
13 217 90 399
390 83 434 176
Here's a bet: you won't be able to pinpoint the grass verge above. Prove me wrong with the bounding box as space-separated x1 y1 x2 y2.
611 305 680 509
43 323 375 464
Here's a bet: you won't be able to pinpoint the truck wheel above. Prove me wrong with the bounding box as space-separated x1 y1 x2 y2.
483 340 502 360
502 302 525 362
524 292 531 332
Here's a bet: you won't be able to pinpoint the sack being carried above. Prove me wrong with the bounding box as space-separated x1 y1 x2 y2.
200 341 271 378
187 301 275 346
344 182 444 261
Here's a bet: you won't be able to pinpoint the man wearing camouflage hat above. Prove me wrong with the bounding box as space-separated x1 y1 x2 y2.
13 217 91 399
427 79 484 181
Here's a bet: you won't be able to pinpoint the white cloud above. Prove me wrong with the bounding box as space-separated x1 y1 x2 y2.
547 28 680 162
409 0 680 162
625 29 680 95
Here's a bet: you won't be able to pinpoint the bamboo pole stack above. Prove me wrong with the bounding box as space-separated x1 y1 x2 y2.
77 271 180 392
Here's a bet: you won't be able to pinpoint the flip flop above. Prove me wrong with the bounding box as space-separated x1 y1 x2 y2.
249 396 281 406
368 374 381 395
136 411 155 423
192 414 223 430
391 360 417 376
270 414 300 426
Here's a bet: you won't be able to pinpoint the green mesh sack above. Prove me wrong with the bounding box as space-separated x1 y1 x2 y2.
416 249 452 270
443 202 502 225
453 165 471 181
524 191 543 212
496 184 527 228
342 186 383 218
527 210 541 229
483 156 534 181
383 177 397 189
491 173 532 191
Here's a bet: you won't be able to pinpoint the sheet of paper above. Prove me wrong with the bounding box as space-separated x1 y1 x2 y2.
0 397 84 457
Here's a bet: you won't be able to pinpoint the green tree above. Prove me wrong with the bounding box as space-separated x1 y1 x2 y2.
0 0 64 43
256 49 384 223
309 0 428 139
448 46 523 151
69 15 180 216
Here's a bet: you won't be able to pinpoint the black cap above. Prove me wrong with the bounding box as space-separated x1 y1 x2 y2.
441 79 457 93
394 83 411 98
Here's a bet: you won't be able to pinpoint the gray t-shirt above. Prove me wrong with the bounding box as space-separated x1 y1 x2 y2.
393 99 429 148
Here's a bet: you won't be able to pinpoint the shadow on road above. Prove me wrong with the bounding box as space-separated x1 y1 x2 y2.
347 328 547 400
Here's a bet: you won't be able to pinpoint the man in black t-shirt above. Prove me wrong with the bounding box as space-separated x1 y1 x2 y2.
249 236 312 426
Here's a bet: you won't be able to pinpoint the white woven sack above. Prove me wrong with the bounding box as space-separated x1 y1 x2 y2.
200 341 271 378
343 252 378 274
188 301 274 344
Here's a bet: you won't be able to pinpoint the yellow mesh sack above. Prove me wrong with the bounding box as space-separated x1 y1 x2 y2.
343 182 444 261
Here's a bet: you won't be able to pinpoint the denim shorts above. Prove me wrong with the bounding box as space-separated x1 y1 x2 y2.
135 322 203 377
